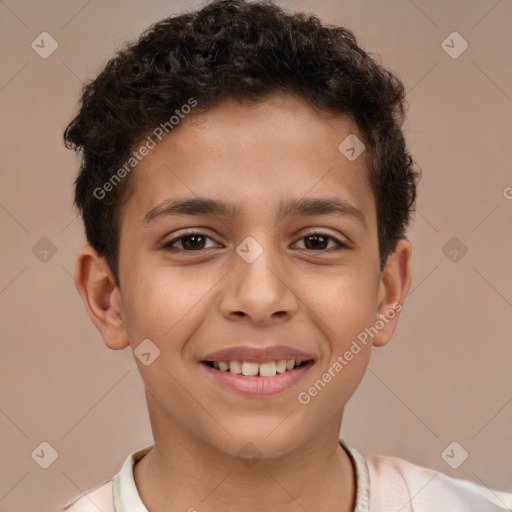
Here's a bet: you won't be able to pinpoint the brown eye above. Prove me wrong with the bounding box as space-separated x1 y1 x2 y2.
161 231 349 254
182 235 206 250
162 232 217 251
295 232 349 251
304 234 329 250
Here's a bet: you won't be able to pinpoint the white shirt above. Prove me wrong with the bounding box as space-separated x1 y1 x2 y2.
60 439 510 512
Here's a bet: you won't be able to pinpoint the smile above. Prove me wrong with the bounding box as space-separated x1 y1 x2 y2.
202 359 309 376
199 359 315 396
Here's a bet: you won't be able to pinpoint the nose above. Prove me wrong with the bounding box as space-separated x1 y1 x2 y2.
217 241 299 326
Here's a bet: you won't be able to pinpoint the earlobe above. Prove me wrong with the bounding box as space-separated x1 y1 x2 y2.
372 238 412 348
74 245 131 350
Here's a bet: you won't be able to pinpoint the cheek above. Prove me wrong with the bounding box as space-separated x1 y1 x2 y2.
121 263 213 352
302 266 378 343
300 268 376 396
297 277 376 416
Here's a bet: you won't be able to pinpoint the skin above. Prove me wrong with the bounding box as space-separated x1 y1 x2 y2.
75 92 412 512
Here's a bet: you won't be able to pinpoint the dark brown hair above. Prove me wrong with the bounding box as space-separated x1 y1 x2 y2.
64 0 420 287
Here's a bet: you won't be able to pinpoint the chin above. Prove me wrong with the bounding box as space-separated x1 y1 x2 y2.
204 423 307 461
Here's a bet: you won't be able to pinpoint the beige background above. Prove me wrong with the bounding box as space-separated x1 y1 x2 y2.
1 0 511 511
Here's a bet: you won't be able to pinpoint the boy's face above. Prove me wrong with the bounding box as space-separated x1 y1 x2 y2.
77 92 411 458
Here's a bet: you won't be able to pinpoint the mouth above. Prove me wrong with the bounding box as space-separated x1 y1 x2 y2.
198 358 315 396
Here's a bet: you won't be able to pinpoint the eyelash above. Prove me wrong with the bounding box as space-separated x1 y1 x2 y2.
161 230 350 253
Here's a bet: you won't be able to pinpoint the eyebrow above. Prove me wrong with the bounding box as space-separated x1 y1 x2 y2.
143 196 367 227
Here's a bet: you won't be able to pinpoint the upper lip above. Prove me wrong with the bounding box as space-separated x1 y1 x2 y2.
200 345 315 364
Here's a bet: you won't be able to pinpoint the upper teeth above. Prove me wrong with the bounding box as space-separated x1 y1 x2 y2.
213 359 300 377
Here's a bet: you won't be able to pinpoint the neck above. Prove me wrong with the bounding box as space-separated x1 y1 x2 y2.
133 395 356 512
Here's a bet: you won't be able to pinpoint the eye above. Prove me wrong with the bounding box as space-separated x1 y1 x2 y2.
161 231 220 252
294 232 350 251
160 230 350 253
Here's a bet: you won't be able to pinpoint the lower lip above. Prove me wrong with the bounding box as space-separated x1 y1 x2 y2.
199 361 315 397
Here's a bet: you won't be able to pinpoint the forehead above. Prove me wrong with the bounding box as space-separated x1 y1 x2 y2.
119 93 375 229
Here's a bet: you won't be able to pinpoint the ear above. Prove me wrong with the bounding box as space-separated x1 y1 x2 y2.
74 244 130 350
372 238 412 348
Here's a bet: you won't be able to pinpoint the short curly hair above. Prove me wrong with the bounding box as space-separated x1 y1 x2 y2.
64 0 420 288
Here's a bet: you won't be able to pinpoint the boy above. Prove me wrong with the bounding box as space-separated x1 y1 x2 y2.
60 0 507 510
